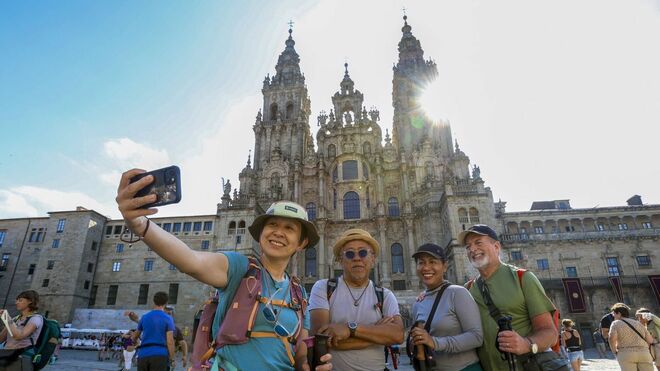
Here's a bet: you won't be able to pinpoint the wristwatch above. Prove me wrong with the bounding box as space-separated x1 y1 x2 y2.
526 337 539 354
347 322 358 337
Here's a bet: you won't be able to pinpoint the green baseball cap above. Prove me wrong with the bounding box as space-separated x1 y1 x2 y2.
248 201 319 248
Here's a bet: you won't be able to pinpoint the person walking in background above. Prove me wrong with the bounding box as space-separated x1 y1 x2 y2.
593 328 608 358
409 243 483 371
132 291 175 371
636 308 660 371
122 329 138 371
562 319 583 371
608 303 654 371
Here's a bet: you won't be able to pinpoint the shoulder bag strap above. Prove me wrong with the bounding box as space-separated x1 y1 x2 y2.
424 282 451 333
476 277 503 322
621 318 648 343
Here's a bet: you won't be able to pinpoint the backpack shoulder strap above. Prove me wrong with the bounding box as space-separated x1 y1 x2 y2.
326 277 338 301
465 278 475 290
516 268 527 287
373 283 385 316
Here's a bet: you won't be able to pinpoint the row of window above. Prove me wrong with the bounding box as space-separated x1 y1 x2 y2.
115 240 211 254
512 252 653 274
511 222 653 235
89 283 180 306
105 221 213 235
27 219 67 243
302 243 406 277
111 259 178 272
304 197 401 221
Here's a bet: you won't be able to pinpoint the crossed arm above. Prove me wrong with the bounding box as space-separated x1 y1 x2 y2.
310 309 404 350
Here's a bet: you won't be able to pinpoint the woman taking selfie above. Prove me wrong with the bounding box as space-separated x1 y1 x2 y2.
409 243 483 371
0 290 44 370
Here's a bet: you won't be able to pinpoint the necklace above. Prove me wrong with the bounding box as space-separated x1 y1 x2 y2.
342 276 370 306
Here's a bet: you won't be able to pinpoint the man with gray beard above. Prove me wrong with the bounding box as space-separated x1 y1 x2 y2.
459 224 561 371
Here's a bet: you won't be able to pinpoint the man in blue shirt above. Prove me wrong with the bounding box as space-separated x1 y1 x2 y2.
133 291 175 370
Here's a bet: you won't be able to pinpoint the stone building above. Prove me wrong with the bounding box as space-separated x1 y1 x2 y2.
0 17 658 341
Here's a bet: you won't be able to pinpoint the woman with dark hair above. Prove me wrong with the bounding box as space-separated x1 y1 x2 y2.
0 290 44 370
409 244 483 371
609 303 654 371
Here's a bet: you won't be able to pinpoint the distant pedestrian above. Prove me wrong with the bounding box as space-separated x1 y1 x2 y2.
608 303 654 371
593 329 607 358
132 291 175 371
562 319 584 371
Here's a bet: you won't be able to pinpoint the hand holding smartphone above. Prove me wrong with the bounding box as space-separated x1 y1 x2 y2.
129 166 182 208
1 310 13 337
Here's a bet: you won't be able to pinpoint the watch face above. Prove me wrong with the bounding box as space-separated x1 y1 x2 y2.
532 343 538 353
348 322 357 329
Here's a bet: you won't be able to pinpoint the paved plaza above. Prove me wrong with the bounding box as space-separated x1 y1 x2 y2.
43 348 624 371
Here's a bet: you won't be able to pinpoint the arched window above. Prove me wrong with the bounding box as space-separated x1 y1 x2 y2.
332 166 338 183
391 243 404 273
342 160 358 180
305 247 317 277
285 102 294 120
270 103 278 121
469 208 480 223
388 197 400 217
343 191 360 219
363 142 371 155
306 202 317 221
238 220 246 235
228 221 236 235
328 144 336 158
458 208 468 223
362 162 369 180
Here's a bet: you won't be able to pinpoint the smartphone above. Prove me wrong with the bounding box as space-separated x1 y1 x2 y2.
129 165 182 208
313 333 330 366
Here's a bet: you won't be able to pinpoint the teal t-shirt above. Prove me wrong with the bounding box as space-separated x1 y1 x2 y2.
467 264 555 371
212 252 310 371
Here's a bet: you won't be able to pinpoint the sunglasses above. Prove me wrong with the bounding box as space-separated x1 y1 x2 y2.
343 249 371 260
262 288 291 337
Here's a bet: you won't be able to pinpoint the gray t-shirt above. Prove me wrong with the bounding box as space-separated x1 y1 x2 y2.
412 285 482 370
309 278 400 371
6 315 43 350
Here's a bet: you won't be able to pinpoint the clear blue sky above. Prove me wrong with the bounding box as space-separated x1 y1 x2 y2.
2 0 659 219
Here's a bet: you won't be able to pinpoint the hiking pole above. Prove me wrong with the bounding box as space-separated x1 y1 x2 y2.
497 316 517 371
413 320 427 371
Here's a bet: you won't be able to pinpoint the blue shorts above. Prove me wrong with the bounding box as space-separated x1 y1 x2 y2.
568 350 584 362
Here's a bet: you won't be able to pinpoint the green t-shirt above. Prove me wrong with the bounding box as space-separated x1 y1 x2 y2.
467 263 555 371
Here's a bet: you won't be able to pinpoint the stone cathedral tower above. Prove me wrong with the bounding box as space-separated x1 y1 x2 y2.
222 18 495 296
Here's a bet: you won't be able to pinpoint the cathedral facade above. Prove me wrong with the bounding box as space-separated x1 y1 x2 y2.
0 17 658 343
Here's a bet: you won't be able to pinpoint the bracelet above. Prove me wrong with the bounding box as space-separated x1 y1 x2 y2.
141 218 151 238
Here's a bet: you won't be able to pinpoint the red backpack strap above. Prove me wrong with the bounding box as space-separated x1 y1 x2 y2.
516 268 527 287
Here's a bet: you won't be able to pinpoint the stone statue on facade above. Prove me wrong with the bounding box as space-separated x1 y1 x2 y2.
222 178 232 196
472 165 481 179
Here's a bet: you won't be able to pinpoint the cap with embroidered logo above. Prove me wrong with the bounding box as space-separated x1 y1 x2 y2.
248 201 319 248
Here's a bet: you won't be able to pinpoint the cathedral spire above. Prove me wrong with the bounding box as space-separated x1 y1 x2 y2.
340 62 355 94
396 14 425 71
271 24 303 86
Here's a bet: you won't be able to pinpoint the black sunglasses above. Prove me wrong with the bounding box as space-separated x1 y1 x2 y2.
343 249 371 260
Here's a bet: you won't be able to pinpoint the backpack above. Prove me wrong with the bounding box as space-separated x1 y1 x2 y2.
17 314 61 370
466 268 562 353
189 256 307 370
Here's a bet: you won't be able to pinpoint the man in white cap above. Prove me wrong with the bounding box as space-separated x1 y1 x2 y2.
308 229 404 371
116 168 331 370
459 224 561 371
